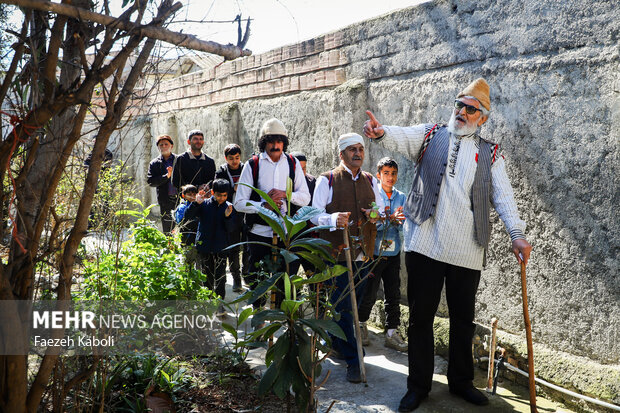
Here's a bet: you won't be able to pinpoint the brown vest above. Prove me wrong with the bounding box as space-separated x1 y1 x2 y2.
320 165 378 261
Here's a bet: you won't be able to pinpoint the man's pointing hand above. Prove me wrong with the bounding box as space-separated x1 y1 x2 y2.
364 110 385 139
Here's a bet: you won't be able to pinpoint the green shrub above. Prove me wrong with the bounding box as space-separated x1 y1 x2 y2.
76 199 213 301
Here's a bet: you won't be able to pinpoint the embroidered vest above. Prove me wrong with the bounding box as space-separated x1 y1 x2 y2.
320 165 378 260
403 126 494 247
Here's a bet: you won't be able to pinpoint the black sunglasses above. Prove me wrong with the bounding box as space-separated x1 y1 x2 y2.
454 100 482 115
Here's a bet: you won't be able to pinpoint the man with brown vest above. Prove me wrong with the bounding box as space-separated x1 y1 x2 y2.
364 78 532 411
311 133 384 383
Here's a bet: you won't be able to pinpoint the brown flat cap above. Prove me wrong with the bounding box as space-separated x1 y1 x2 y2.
156 135 174 146
457 78 491 111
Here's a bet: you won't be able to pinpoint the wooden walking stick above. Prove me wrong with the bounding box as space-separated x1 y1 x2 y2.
342 226 367 383
520 260 538 413
486 317 498 393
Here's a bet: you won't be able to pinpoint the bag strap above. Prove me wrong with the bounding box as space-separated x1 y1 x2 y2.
286 153 296 180
250 154 259 187
417 123 439 163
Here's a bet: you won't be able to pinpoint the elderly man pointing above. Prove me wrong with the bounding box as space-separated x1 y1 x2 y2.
311 133 384 383
364 78 532 412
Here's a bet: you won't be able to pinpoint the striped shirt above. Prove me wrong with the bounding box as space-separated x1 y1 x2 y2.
376 124 526 270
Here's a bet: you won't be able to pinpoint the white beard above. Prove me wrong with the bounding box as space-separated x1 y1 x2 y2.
447 111 478 136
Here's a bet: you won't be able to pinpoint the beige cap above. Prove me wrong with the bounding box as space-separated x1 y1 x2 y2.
457 78 491 111
260 118 288 137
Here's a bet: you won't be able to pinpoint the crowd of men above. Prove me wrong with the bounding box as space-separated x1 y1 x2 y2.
147 77 532 412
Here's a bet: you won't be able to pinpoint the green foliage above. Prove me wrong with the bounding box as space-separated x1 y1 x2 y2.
96 355 191 412
233 180 346 412
76 199 212 301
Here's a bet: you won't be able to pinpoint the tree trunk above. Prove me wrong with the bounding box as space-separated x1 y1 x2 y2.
0 0 252 409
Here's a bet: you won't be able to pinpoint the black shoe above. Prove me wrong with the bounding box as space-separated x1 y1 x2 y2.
232 282 244 293
398 389 427 412
346 364 362 383
329 348 345 360
449 386 489 405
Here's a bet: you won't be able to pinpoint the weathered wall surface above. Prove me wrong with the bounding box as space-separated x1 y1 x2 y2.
125 0 619 401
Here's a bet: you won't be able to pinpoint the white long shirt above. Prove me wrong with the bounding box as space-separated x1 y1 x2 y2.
377 124 526 270
234 151 310 237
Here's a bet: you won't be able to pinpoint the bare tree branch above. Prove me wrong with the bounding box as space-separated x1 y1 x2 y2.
0 0 253 59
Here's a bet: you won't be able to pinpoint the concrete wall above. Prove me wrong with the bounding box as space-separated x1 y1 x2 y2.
126 0 619 401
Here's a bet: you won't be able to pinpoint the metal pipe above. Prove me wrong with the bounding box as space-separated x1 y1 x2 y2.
477 357 620 411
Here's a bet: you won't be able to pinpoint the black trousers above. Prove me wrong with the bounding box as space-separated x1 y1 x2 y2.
358 253 402 330
159 195 177 235
199 252 227 299
247 232 300 309
405 251 480 394
227 227 249 285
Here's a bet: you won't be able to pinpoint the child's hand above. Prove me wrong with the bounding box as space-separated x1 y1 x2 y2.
392 206 405 224
225 204 233 217
166 166 173 178
196 190 206 204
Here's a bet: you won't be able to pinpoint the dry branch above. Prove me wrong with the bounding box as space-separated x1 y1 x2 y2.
0 0 252 59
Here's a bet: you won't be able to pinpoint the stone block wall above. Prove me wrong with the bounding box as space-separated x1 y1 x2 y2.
124 0 619 404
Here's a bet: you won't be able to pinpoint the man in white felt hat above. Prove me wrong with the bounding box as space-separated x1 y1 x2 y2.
311 132 384 383
363 78 532 411
234 118 310 311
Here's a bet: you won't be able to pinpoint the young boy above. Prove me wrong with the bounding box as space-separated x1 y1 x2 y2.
174 184 199 246
185 179 237 304
358 157 408 352
215 144 247 292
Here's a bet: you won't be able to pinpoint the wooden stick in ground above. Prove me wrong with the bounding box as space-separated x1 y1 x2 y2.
520 261 538 413
342 226 367 383
486 317 499 392
268 234 278 348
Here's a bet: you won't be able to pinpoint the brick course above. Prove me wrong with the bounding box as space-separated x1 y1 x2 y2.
141 28 350 114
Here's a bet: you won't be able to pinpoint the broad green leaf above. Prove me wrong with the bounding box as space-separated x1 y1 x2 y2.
258 362 280 396
251 322 283 342
295 224 334 239
283 273 291 300
247 272 285 305
281 299 304 316
286 177 293 217
291 206 325 222
238 307 253 325
299 318 346 341
221 322 238 340
239 183 282 218
302 266 345 285
251 309 287 327
288 220 307 238
295 251 326 272
280 249 299 265
273 360 293 398
266 332 290 366
254 206 287 241
291 237 332 248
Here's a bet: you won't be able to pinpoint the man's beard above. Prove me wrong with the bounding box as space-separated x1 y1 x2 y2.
447 112 478 136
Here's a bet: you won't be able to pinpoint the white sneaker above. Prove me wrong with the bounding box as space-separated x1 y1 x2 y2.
360 322 370 346
385 331 408 352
